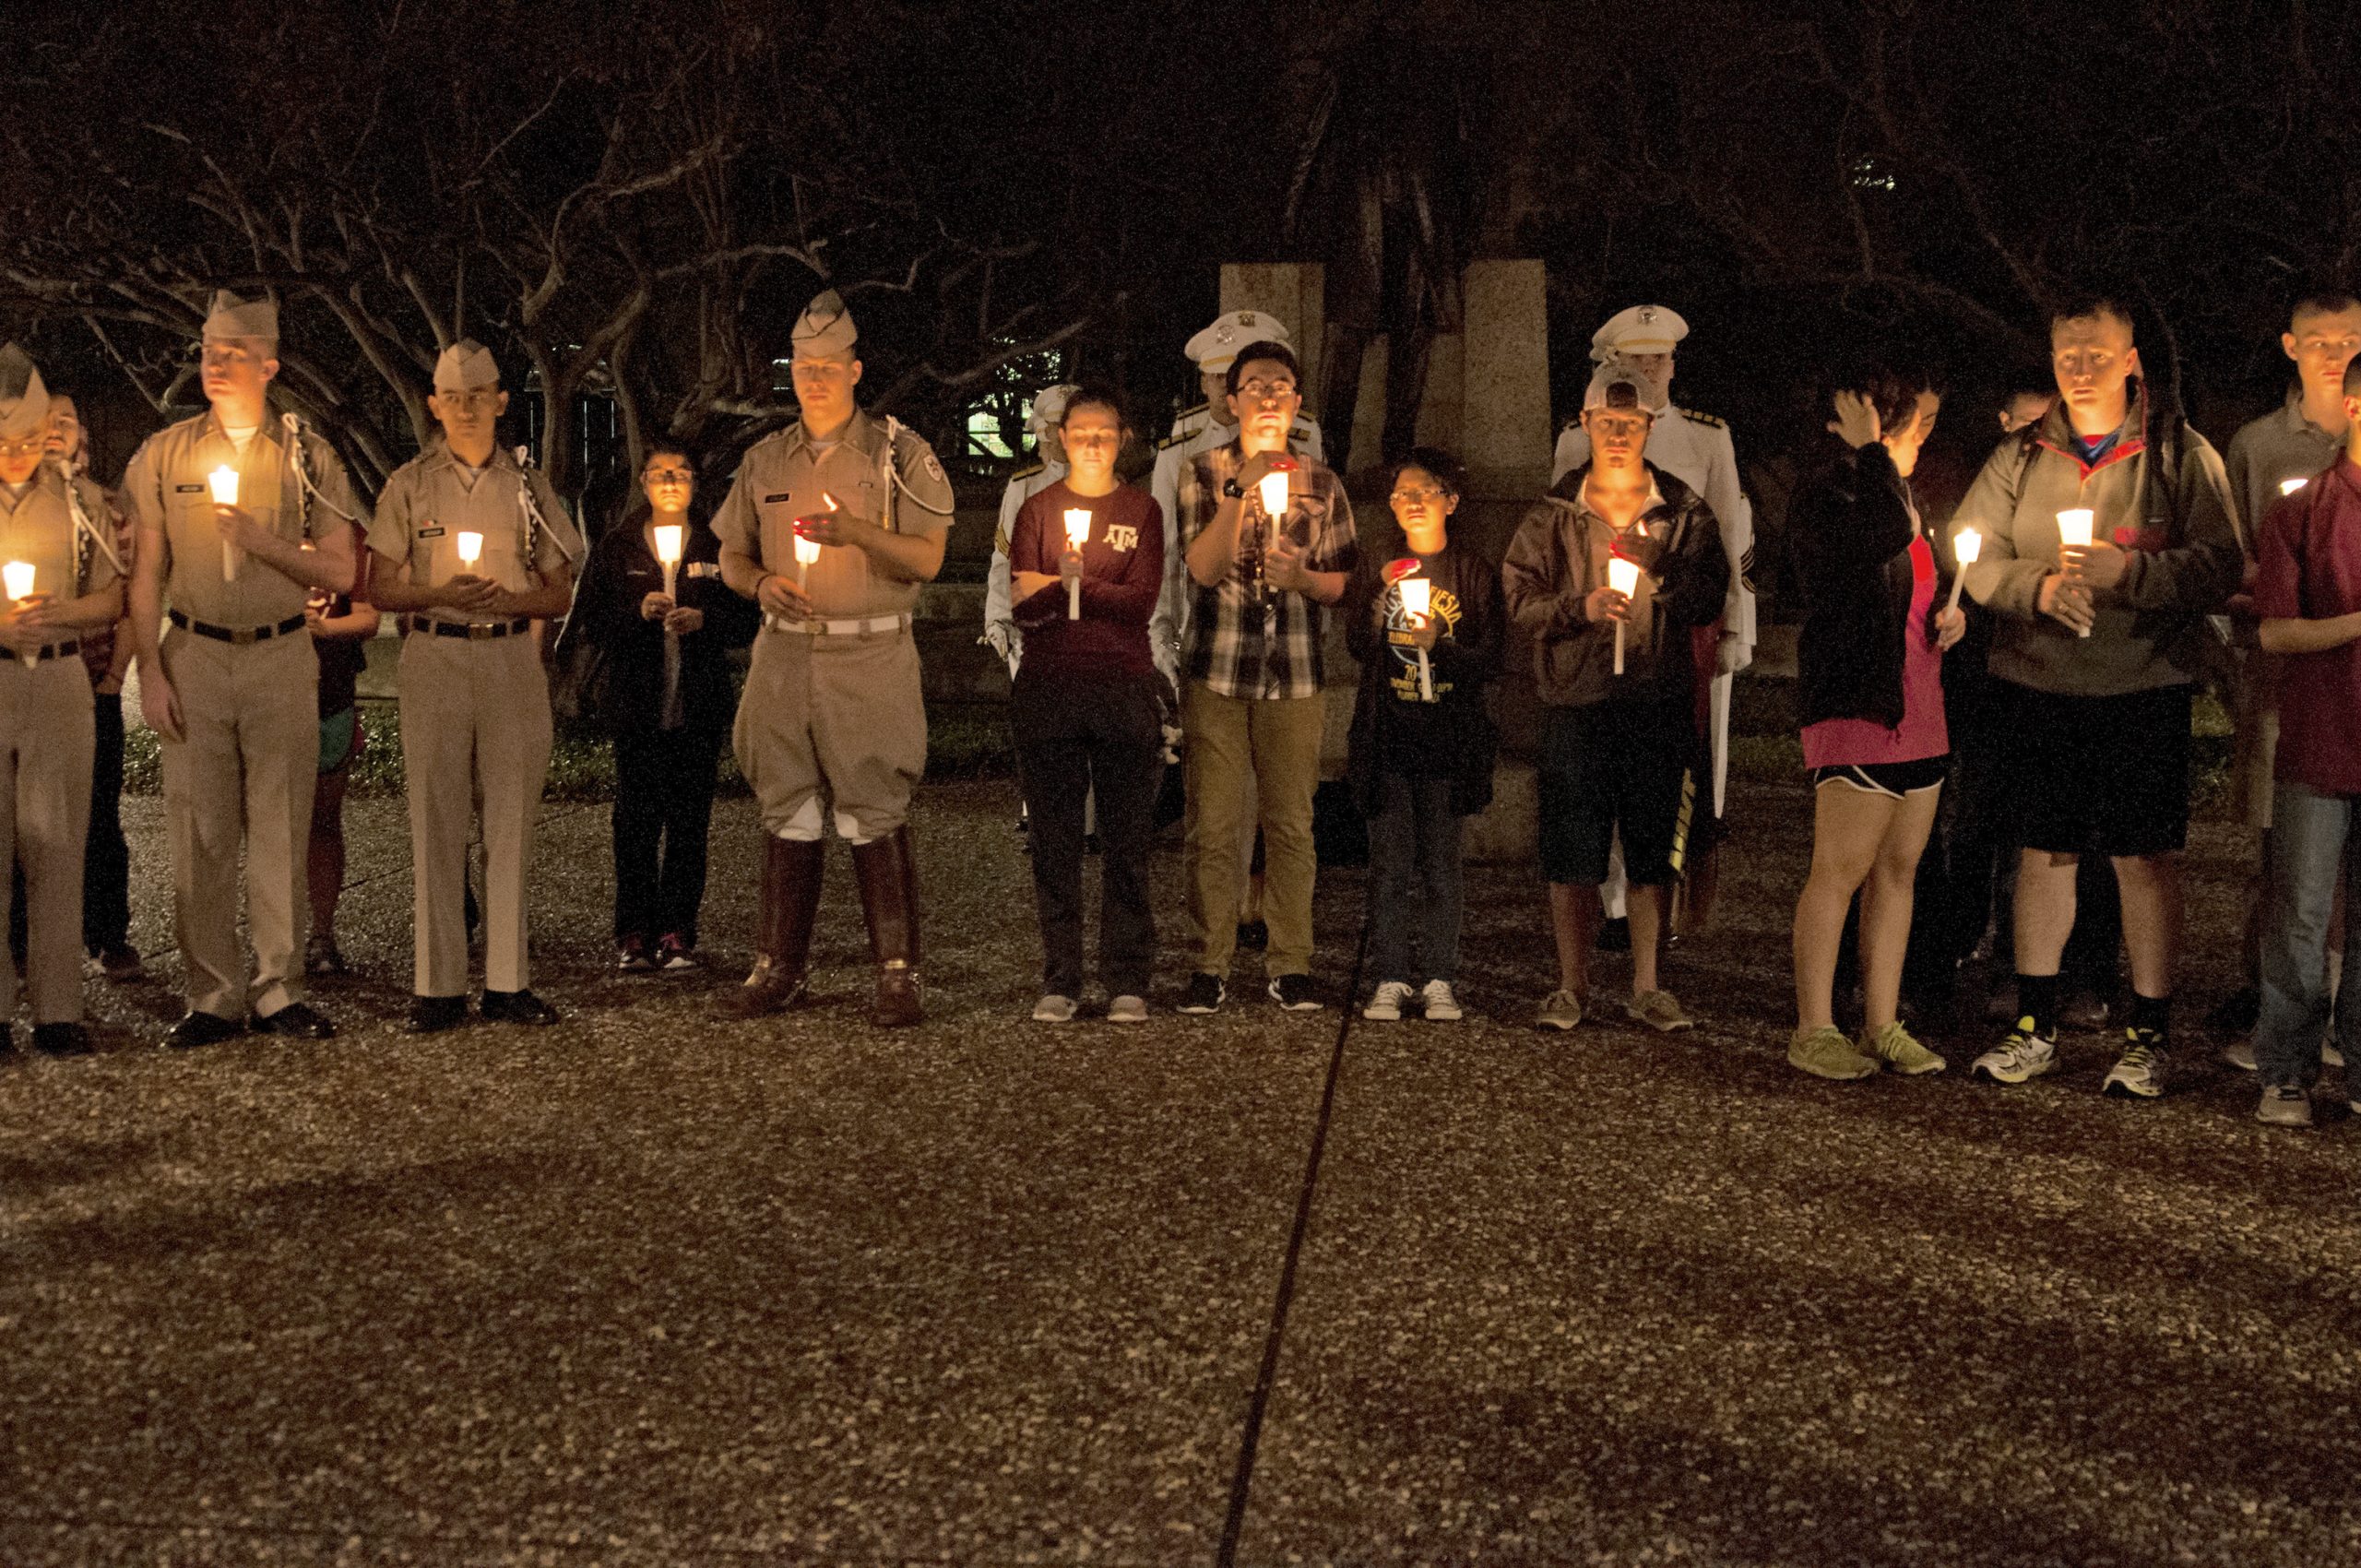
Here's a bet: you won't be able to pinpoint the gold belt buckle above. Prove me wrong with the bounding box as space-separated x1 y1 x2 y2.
468 623 495 641
230 626 259 647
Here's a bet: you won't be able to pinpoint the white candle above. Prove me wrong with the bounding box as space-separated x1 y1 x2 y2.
1608 555 1642 676
1398 576 1434 701
2055 508 2094 637
2283 477 2310 496
4 562 32 668
456 530 484 567
1257 470 1290 521
1948 528 1981 612
1062 509 1091 619
653 523 684 602
209 465 242 581
792 533 821 589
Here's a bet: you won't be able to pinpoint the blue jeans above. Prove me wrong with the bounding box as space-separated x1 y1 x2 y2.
1366 772 1464 985
2256 781 2361 1087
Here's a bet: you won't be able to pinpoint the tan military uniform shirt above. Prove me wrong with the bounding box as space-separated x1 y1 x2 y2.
370 445 581 621
0 469 120 612
120 411 362 626
712 410 955 619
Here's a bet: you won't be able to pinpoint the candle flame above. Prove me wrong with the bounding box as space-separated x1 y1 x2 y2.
2 562 32 601
1062 508 1092 549
793 535 823 566
208 466 239 506
2055 508 2094 548
1607 557 1642 596
1257 471 1289 519
652 524 684 564
1953 528 1983 565
456 530 484 565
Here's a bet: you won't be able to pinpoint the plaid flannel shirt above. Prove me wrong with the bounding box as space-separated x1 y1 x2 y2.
1177 442 1358 700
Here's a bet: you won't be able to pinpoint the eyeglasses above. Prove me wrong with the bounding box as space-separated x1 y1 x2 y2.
645 467 694 484
1390 486 1448 505
1236 379 1298 400
0 439 45 458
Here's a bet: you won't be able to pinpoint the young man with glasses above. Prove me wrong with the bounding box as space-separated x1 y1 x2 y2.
1172 341 1358 1015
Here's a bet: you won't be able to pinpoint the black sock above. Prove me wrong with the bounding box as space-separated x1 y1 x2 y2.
2016 974 2060 1038
2130 992 2171 1039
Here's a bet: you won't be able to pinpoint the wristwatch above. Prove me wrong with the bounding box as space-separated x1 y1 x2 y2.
1222 477 1245 499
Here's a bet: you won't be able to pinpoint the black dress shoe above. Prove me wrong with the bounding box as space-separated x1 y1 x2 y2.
165 1011 243 1050
480 988 560 1026
251 1002 337 1039
407 995 469 1034
32 1022 95 1056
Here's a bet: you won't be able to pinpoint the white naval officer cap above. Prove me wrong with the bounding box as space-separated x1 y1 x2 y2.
1184 310 1292 374
1027 383 1082 438
791 289 859 357
433 339 502 392
1589 303 1689 362
0 355 50 442
203 289 279 345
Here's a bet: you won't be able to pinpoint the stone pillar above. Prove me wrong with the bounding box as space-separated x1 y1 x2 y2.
1457 259 1552 500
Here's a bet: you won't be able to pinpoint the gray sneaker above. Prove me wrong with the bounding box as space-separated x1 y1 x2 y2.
2257 1084 2314 1128
1107 994 1147 1025
1031 994 1079 1023
1536 989 1584 1031
1625 989 1695 1033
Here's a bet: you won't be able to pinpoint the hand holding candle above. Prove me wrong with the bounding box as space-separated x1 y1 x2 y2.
1398 576 1435 700
209 466 242 581
2055 508 2094 637
4 562 34 669
1948 527 1981 612
653 523 684 602
1062 508 1091 619
1607 554 1642 676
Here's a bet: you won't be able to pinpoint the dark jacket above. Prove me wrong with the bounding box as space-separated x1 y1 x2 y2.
561 512 757 735
1343 528 1503 818
1793 442 1942 731
1501 464 1730 709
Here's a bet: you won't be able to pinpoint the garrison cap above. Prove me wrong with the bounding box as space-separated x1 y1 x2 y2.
791 290 859 358
1184 310 1292 374
0 360 50 442
433 339 502 392
1589 303 1689 362
204 290 279 344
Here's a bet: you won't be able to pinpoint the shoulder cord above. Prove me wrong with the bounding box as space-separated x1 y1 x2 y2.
61 470 123 594
279 411 360 534
511 445 581 566
879 416 956 528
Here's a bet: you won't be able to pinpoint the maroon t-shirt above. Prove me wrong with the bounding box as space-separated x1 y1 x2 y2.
1009 480 1164 682
2253 455 2361 794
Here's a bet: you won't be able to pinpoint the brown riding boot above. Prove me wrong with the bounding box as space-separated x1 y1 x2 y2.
722 836 823 1018
850 825 923 1028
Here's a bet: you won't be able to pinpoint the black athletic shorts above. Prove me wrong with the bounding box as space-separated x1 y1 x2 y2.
1809 755 1948 798
1537 699 1695 886
1999 681 2191 858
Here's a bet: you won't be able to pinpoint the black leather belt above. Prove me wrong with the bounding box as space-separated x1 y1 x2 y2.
403 617 531 641
169 609 306 646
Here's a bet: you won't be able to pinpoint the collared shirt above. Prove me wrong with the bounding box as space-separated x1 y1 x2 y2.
712 409 955 620
2253 456 2361 793
121 409 366 627
2225 394 2345 552
0 468 121 621
371 445 581 623
1176 441 1358 701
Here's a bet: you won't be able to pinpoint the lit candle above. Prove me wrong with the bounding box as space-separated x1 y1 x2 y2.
2283 477 2310 496
792 533 821 588
1256 469 1289 521
1607 555 1642 676
1948 528 1981 613
1397 576 1434 701
1062 508 1091 619
2055 508 2094 637
652 523 684 603
456 530 484 568
209 465 241 581
3 562 32 669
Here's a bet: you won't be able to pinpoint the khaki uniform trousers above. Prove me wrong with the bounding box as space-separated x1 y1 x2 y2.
159 626 318 1018
732 624 925 842
398 633 552 996
1181 681 1324 977
0 654 95 1023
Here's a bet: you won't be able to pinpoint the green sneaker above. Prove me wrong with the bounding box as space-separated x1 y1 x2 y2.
1536 989 1584 1031
1789 1024 1878 1081
1860 1020 1947 1075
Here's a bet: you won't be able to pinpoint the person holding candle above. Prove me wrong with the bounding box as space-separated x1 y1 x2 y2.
122 291 365 1048
0 357 123 1055
560 445 753 973
1956 294 2240 1096
1003 387 1165 1021
711 290 956 1027
1343 448 1501 1024
364 339 582 1032
2211 291 2361 1058
1171 340 1358 1016
1786 361 1964 1079
1505 362 1729 1033
2247 351 2361 1127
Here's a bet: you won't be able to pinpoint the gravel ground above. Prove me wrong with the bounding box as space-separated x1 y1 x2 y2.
2 777 2356 1566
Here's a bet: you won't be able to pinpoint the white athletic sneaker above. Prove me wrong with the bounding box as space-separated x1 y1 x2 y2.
2101 1028 2170 1099
1363 980 1413 1022
1107 994 1147 1024
2256 1085 2314 1128
1031 993 1078 1023
1971 1019 2059 1085
1420 979 1464 1022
